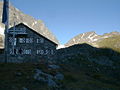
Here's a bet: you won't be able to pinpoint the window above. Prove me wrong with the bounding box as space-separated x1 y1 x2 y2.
19 38 33 43
36 38 44 43
9 37 13 43
36 49 54 55
14 49 18 54
19 38 25 43
9 48 18 55
9 48 13 54
10 48 31 55
9 37 17 46
23 49 31 54
19 48 23 54
26 38 33 43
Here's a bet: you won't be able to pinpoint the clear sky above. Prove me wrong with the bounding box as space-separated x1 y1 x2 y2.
9 0 120 44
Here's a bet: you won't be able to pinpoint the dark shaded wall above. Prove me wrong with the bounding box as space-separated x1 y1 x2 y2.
0 24 57 63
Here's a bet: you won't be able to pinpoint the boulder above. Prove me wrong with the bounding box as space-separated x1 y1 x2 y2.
33 69 64 88
48 78 58 87
54 72 64 80
22 87 28 90
48 65 60 70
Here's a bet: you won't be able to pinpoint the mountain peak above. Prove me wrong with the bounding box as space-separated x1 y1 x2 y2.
65 31 120 48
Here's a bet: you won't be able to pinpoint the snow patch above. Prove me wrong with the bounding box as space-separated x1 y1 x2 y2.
87 33 94 40
103 36 109 38
88 33 98 42
0 27 4 35
35 21 37 24
73 38 75 42
93 38 98 41
81 33 84 39
57 45 65 49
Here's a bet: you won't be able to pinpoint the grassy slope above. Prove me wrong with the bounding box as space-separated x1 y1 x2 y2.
0 63 120 90
61 57 120 90
0 63 50 90
98 35 120 52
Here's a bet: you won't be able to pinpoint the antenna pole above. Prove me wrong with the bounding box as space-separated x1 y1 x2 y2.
4 24 8 63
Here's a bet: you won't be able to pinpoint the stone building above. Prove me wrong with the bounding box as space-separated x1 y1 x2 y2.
4 23 58 63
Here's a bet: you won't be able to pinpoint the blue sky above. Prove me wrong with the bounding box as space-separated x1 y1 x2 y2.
10 0 120 44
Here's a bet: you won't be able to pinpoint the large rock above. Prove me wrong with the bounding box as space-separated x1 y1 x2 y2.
22 87 28 90
54 72 64 80
47 78 58 87
33 69 64 88
48 64 60 70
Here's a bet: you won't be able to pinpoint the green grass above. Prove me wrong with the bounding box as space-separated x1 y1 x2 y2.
98 35 120 52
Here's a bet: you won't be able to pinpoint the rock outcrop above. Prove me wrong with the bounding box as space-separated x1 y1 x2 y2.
33 67 64 88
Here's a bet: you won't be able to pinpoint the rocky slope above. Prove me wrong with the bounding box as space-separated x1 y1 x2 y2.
54 43 120 89
0 44 120 90
0 2 59 47
65 31 120 51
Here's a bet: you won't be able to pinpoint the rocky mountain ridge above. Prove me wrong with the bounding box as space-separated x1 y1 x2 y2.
65 31 120 48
